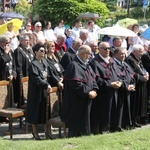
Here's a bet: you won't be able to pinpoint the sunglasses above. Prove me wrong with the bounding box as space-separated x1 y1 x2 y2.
101 47 111 50
39 48 45 53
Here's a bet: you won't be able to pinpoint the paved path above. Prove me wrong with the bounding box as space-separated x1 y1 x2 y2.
0 120 150 140
0 119 62 140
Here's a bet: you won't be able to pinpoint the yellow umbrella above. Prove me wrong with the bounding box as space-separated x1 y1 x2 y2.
117 18 138 28
0 19 23 35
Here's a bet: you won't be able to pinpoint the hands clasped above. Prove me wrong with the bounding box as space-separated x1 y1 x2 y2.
88 90 97 99
110 81 122 89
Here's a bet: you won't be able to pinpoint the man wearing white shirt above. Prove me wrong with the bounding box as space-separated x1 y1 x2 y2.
54 20 66 37
71 19 82 40
87 20 98 43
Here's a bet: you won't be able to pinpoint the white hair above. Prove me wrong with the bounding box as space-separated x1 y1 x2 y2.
57 34 66 40
79 29 88 36
132 44 144 52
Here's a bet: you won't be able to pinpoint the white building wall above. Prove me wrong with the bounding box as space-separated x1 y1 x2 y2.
117 0 127 7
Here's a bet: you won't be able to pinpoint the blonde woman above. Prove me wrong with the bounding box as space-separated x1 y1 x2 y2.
45 41 64 89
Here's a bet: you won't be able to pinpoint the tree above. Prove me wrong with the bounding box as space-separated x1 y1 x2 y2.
32 0 109 27
15 0 32 19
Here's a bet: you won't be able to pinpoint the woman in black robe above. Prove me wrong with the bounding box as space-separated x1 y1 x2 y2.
27 43 52 140
44 41 64 88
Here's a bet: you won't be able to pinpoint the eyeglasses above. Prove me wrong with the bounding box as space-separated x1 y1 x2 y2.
39 48 45 53
101 47 111 50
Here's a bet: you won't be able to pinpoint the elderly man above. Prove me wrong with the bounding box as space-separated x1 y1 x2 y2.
60 38 82 70
61 45 98 137
79 29 89 44
125 44 149 127
14 34 34 106
90 42 122 134
54 34 67 62
0 35 16 123
142 44 150 123
114 47 135 130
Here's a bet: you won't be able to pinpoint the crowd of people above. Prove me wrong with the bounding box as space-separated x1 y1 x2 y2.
0 14 150 140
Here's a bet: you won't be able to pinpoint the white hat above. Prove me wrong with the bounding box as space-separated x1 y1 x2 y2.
35 22 42 27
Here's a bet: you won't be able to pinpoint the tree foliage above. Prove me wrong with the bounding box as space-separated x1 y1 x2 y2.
15 0 32 18
32 0 109 27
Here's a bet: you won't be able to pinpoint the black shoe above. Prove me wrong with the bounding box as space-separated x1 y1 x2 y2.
117 127 123 132
134 123 142 128
32 132 41 140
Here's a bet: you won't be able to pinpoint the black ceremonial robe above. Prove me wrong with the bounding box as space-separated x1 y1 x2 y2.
14 44 33 104
125 53 148 124
61 56 98 136
27 58 51 124
114 59 135 128
60 47 76 70
90 54 121 132
46 56 64 87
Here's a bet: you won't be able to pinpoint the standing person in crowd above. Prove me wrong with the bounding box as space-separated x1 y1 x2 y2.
43 21 56 42
61 45 98 137
21 22 32 36
44 41 64 88
141 44 150 122
87 20 98 43
5 22 20 52
109 37 122 57
65 28 73 49
71 19 82 40
125 44 149 127
90 42 122 134
79 29 89 44
114 47 135 129
54 34 67 62
60 38 82 70
128 24 143 55
21 22 33 46
27 43 52 140
14 35 34 107
88 41 99 59
32 22 45 45
0 35 16 122
33 14 45 30
54 19 66 37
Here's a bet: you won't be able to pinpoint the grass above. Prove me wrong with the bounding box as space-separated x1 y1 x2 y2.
0 127 150 150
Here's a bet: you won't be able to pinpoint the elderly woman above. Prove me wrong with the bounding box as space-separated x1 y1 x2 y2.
44 41 64 88
32 22 45 45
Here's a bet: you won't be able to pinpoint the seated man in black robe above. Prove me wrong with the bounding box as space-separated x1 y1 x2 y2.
61 45 98 137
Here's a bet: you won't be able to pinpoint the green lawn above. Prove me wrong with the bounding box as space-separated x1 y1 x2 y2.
0 127 150 150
